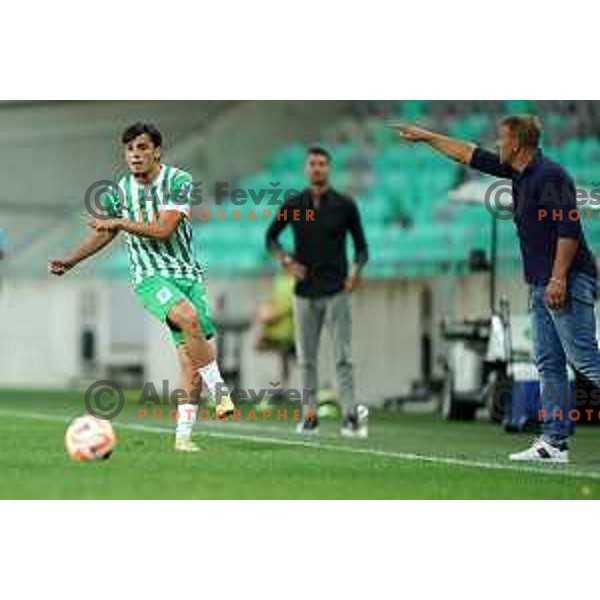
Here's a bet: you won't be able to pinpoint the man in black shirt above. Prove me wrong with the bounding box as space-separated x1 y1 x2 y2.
396 116 599 464
266 146 369 437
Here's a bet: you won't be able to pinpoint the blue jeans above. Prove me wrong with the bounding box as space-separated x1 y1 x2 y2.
530 271 600 443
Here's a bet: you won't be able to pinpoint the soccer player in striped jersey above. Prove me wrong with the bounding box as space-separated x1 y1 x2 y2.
49 122 234 452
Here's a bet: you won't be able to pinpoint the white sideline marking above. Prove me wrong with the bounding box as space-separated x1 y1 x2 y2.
2 408 600 482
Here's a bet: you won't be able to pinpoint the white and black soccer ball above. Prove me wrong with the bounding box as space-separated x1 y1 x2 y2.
65 416 116 461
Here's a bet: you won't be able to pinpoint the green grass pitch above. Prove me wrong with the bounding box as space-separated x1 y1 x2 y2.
1 389 600 499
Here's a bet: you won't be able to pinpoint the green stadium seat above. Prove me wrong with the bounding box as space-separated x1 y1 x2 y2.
206 102 599 278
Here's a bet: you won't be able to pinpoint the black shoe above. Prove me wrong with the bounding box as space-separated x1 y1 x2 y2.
296 417 319 435
341 406 369 439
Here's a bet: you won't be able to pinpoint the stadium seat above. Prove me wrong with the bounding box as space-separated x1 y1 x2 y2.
100 101 600 279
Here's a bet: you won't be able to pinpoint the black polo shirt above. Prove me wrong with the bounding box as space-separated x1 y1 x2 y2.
470 148 597 285
266 188 368 297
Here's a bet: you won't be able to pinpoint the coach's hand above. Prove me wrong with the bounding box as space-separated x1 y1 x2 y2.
48 259 73 276
545 277 567 310
394 124 431 142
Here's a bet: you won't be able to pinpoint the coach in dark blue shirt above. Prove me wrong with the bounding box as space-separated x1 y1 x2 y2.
470 143 596 285
395 115 599 463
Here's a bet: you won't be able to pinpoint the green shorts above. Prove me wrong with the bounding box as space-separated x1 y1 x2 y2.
134 275 216 346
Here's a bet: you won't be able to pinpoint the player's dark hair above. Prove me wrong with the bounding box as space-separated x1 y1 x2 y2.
501 114 542 150
121 122 163 147
307 146 331 162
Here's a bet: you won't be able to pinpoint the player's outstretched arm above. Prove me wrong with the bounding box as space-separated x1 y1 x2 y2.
89 210 182 241
393 124 475 165
49 229 118 276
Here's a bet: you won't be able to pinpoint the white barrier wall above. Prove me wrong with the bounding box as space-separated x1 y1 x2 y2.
145 275 531 406
0 279 84 387
144 278 424 404
0 275 531 402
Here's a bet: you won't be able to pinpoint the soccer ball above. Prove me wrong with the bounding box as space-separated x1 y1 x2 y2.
65 416 116 461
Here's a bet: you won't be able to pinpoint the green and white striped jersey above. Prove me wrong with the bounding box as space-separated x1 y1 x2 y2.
102 164 202 287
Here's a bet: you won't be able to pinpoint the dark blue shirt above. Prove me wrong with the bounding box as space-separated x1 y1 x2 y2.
470 148 597 285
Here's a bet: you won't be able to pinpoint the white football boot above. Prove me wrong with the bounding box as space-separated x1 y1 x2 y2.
215 394 236 419
175 435 201 453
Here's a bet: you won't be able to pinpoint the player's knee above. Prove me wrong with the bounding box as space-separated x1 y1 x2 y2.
169 304 201 336
179 314 201 338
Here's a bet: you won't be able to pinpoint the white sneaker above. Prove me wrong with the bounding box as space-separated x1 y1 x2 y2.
509 438 569 463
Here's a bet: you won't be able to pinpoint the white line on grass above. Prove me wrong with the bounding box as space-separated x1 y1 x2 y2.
2 408 600 482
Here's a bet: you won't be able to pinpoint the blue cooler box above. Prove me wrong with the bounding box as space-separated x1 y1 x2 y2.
505 362 575 433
